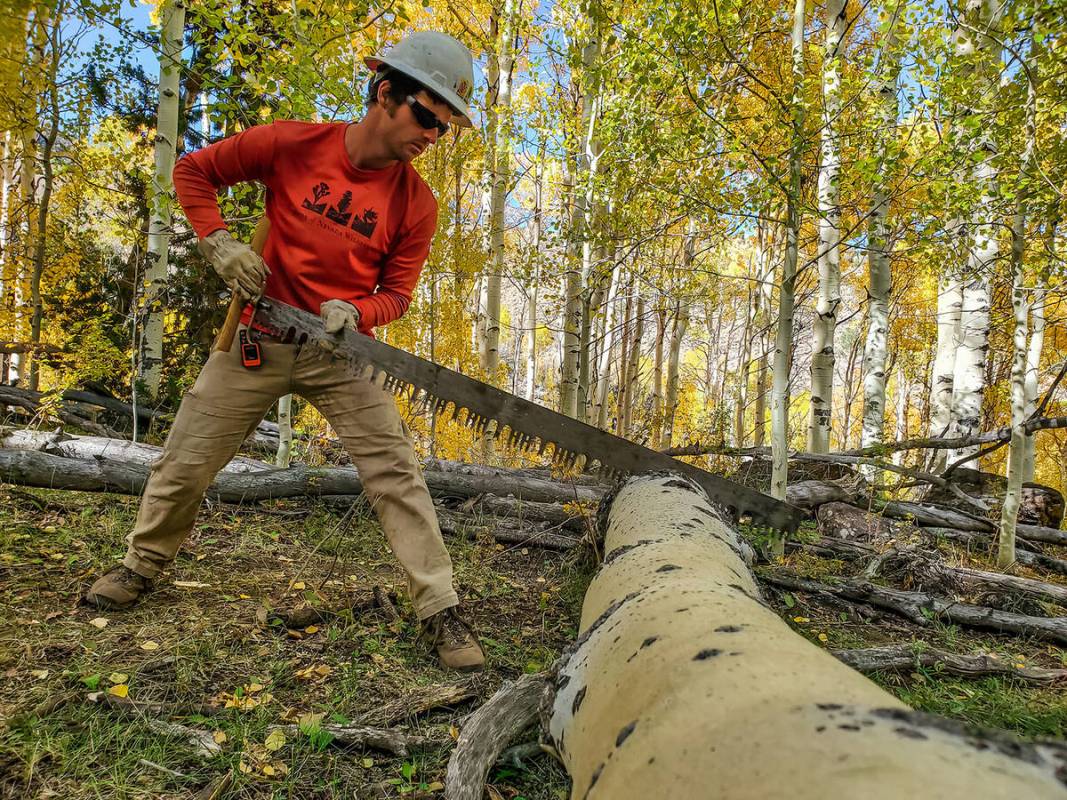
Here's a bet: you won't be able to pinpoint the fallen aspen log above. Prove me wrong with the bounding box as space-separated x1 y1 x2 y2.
0 429 273 474
920 527 1067 576
764 571 1067 645
267 723 429 757
833 644 1067 685
547 473 1067 798
0 447 599 506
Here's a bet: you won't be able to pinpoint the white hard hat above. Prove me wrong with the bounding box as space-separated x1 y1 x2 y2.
365 31 475 127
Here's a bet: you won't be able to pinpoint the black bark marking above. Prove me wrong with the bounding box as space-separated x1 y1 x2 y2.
572 686 587 715
676 608 689 613
715 625 742 633
817 703 844 711
729 651 743 656
895 727 927 740
641 636 659 649
815 726 827 733
557 674 571 691
616 720 637 747
694 648 722 660
583 762 604 799
662 478 692 490
656 564 681 573
838 724 861 732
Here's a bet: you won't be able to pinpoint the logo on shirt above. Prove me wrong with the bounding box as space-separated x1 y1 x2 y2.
301 181 378 239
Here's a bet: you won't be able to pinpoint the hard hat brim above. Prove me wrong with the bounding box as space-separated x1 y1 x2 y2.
365 56 473 128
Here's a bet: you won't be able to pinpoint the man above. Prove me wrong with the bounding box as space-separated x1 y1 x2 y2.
86 31 485 672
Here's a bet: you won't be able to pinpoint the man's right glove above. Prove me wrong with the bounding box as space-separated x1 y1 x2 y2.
198 229 270 300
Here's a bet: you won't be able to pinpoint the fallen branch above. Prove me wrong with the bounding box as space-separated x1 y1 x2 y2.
146 719 221 759
271 723 430 757
762 571 1067 645
444 673 551 800
372 585 400 623
358 678 480 728
833 644 1067 685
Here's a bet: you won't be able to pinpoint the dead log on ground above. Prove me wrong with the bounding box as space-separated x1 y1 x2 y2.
763 571 1067 645
358 678 480 728
920 528 1067 576
435 507 581 551
833 644 1067 685
0 448 600 506
444 673 552 800
546 473 1067 797
785 479 861 510
864 548 1067 607
269 723 430 757
817 502 898 542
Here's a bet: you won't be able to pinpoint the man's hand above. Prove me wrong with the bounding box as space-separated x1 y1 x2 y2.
198 229 270 300
321 299 361 334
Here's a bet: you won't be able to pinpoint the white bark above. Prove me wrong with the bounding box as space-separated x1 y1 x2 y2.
524 158 544 402
771 0 806 518
550 474 1067 798
591 263 621 429
621 296 646 440
659 299 687 450
999 40 1038 569
480 0 518 379
1022 224 1051 482
929 275 962 467
807 0 846 454
860 3 903 472
476 10 499 366
275 394 293 468
141 0 187 397
946 0 1002 462
559 150 581 417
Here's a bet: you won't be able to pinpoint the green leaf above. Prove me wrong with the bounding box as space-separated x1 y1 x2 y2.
782 592 796 609
82 674 101 689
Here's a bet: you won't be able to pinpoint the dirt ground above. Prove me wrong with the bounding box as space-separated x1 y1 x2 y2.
1 486 1065 799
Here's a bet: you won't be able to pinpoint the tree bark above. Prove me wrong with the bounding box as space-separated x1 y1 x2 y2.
549 473 1067 798
275 394 293 468
770 0 807 532
860 3 903 474
807 0 846 454
141 0 187 398
659 298 687 449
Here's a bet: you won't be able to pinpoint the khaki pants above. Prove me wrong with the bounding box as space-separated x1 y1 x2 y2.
123 331 458 620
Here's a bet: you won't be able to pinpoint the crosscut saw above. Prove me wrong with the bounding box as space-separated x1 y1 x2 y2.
253 297 803 532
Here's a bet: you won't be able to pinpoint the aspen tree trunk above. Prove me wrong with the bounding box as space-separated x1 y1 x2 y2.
860 3 903 475
27 5 59 392
999 40 1038 569
1022 219 1053 482
559 150 582 417
572 32 603 421
734 286 754 447
620 297 645 440
807 0 846 454
771 0 806 522
476 10 499 364
525 159 544 402
141 0 186 398
947 0 1002 461
659 300 688 450
592 265 622 430
892 367 909 466
275 394 293 468
929 276 962 465
753 219 776 448
614 282 634 437
480 0 518 379
650 305 666 446
0 132 12 383
550 474 1067 799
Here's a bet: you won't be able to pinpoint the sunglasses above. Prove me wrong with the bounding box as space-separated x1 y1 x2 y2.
406 96 450 136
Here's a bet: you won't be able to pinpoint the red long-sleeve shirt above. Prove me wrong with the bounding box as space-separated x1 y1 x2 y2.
172 120 438 333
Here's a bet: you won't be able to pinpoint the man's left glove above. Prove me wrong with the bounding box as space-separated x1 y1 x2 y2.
320 299 361 334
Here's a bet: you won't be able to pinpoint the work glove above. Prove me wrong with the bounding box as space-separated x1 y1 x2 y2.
321 299 361 334
198 229 270 300
317 299 361 354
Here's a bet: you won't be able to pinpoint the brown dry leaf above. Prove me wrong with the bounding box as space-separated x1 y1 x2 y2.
313 665 332 678
108 684 129 698
30 669 49 680
449 725 460 741
487 787 506 800
298 712 324 728
370 653 386 665
139 640 160 651
286 629 304 640
247 683 265 694
88 617 109 629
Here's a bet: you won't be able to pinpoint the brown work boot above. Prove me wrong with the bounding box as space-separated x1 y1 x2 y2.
85 565 152 610
420 607 485 672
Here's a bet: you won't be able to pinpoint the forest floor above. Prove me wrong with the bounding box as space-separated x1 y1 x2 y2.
1 486 1065 799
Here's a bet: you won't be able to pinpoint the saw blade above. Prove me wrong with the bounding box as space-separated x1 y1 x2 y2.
253 299 803 532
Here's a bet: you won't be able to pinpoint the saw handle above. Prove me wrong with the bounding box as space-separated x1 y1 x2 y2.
212 216 271 353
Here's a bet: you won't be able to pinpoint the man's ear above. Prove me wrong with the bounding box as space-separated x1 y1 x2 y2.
376 79 394 109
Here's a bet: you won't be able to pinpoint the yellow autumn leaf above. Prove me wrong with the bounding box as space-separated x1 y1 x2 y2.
212 730 227 744
449 725 460 741
31 669 49 679
792 617 810 624
108 672 128 684
108 683 129 698
305 625 319 634
427 782 445 791
140 640 159 651
817 633 828 643
238 761 252 774
362 758 375 768
291 581 306 590
264 729 286 752
247 683 265 693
